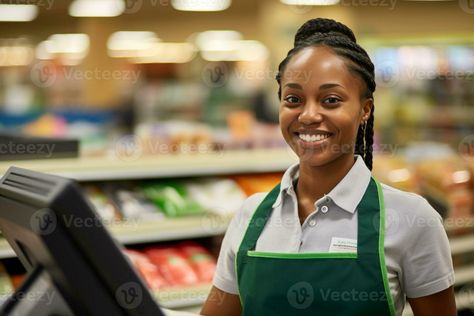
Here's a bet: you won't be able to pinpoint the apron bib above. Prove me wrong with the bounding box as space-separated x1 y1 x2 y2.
236 177 396 316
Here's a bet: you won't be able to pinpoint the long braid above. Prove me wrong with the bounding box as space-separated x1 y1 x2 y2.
364 106 375 170
276 18 376 170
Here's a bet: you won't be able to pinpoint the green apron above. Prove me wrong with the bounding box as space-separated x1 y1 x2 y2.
236 177 396 316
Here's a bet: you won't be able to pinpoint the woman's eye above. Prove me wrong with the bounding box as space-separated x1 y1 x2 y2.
284 95 301 104
323 97 341 105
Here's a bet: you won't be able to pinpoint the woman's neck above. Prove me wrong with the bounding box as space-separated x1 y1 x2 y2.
296 154 356 214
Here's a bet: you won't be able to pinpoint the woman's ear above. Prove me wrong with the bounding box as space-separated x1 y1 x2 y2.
360 98 374 123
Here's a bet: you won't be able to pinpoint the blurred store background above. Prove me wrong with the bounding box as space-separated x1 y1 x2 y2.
0 0 473 315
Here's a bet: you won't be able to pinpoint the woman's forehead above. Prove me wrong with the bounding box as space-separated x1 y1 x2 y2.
281 46 357 88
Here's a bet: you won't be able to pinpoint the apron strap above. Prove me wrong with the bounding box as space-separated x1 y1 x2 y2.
238 183 281 252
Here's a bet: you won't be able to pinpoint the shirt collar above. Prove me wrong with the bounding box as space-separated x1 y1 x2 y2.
271 162 299 208
272 155 372 214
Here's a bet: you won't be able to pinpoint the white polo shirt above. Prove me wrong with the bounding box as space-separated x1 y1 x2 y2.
213 155 455 316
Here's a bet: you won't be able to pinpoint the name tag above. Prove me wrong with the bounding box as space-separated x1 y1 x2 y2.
329 237 357 253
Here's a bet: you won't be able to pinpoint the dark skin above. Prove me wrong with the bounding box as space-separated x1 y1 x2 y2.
201 46 456 316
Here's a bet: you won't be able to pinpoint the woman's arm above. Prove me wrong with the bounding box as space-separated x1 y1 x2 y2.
200 286 242 316
407 286 456 316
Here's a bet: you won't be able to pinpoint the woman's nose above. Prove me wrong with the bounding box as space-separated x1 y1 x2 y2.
298 102 323 125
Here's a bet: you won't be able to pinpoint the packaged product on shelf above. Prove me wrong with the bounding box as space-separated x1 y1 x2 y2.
185 178 246 215
83 184 122 224
135 121 214 155
124 249 168 290
141 181 205 217
177 242 216 283
105 183 166 221
414 156 473 232
144 247 199 287
231 173 283 196
372 154 418 193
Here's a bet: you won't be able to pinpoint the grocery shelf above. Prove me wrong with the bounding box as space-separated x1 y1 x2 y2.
154 284 212 309
450 234 474 255
0 148 297 182
454 264 474 286
0 213 233 259
110 214 232 244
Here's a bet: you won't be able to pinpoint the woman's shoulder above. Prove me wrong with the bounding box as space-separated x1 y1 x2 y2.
379 181 442 222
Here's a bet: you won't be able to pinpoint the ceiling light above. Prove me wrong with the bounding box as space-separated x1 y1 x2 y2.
172 0 231 11
107 31 160 58
0 46 34 66
195 30 242 51
201 40 268 61
69 0 125 17
280 0 340 5
132 43 197 63
0 4 38 21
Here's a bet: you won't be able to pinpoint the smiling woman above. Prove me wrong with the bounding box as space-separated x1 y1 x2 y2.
201 18 456 316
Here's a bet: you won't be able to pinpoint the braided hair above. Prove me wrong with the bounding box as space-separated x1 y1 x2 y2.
276 18 376 170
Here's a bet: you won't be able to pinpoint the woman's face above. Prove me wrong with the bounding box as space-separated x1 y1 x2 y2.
279 46 373 167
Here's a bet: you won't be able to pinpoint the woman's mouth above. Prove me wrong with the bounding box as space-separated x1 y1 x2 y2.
294 132 333 148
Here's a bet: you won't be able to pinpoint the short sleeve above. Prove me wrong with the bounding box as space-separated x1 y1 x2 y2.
212 193 266 295
402 197 455 298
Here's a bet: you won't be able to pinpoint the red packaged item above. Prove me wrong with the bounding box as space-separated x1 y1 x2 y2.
125 249 168 290
144 247 198 286
178 242 216 283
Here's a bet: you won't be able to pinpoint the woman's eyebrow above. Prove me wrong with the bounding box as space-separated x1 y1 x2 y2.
284 83 303 90
319 83 343 90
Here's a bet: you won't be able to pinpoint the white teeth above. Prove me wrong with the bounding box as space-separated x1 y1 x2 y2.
298 133 330 142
